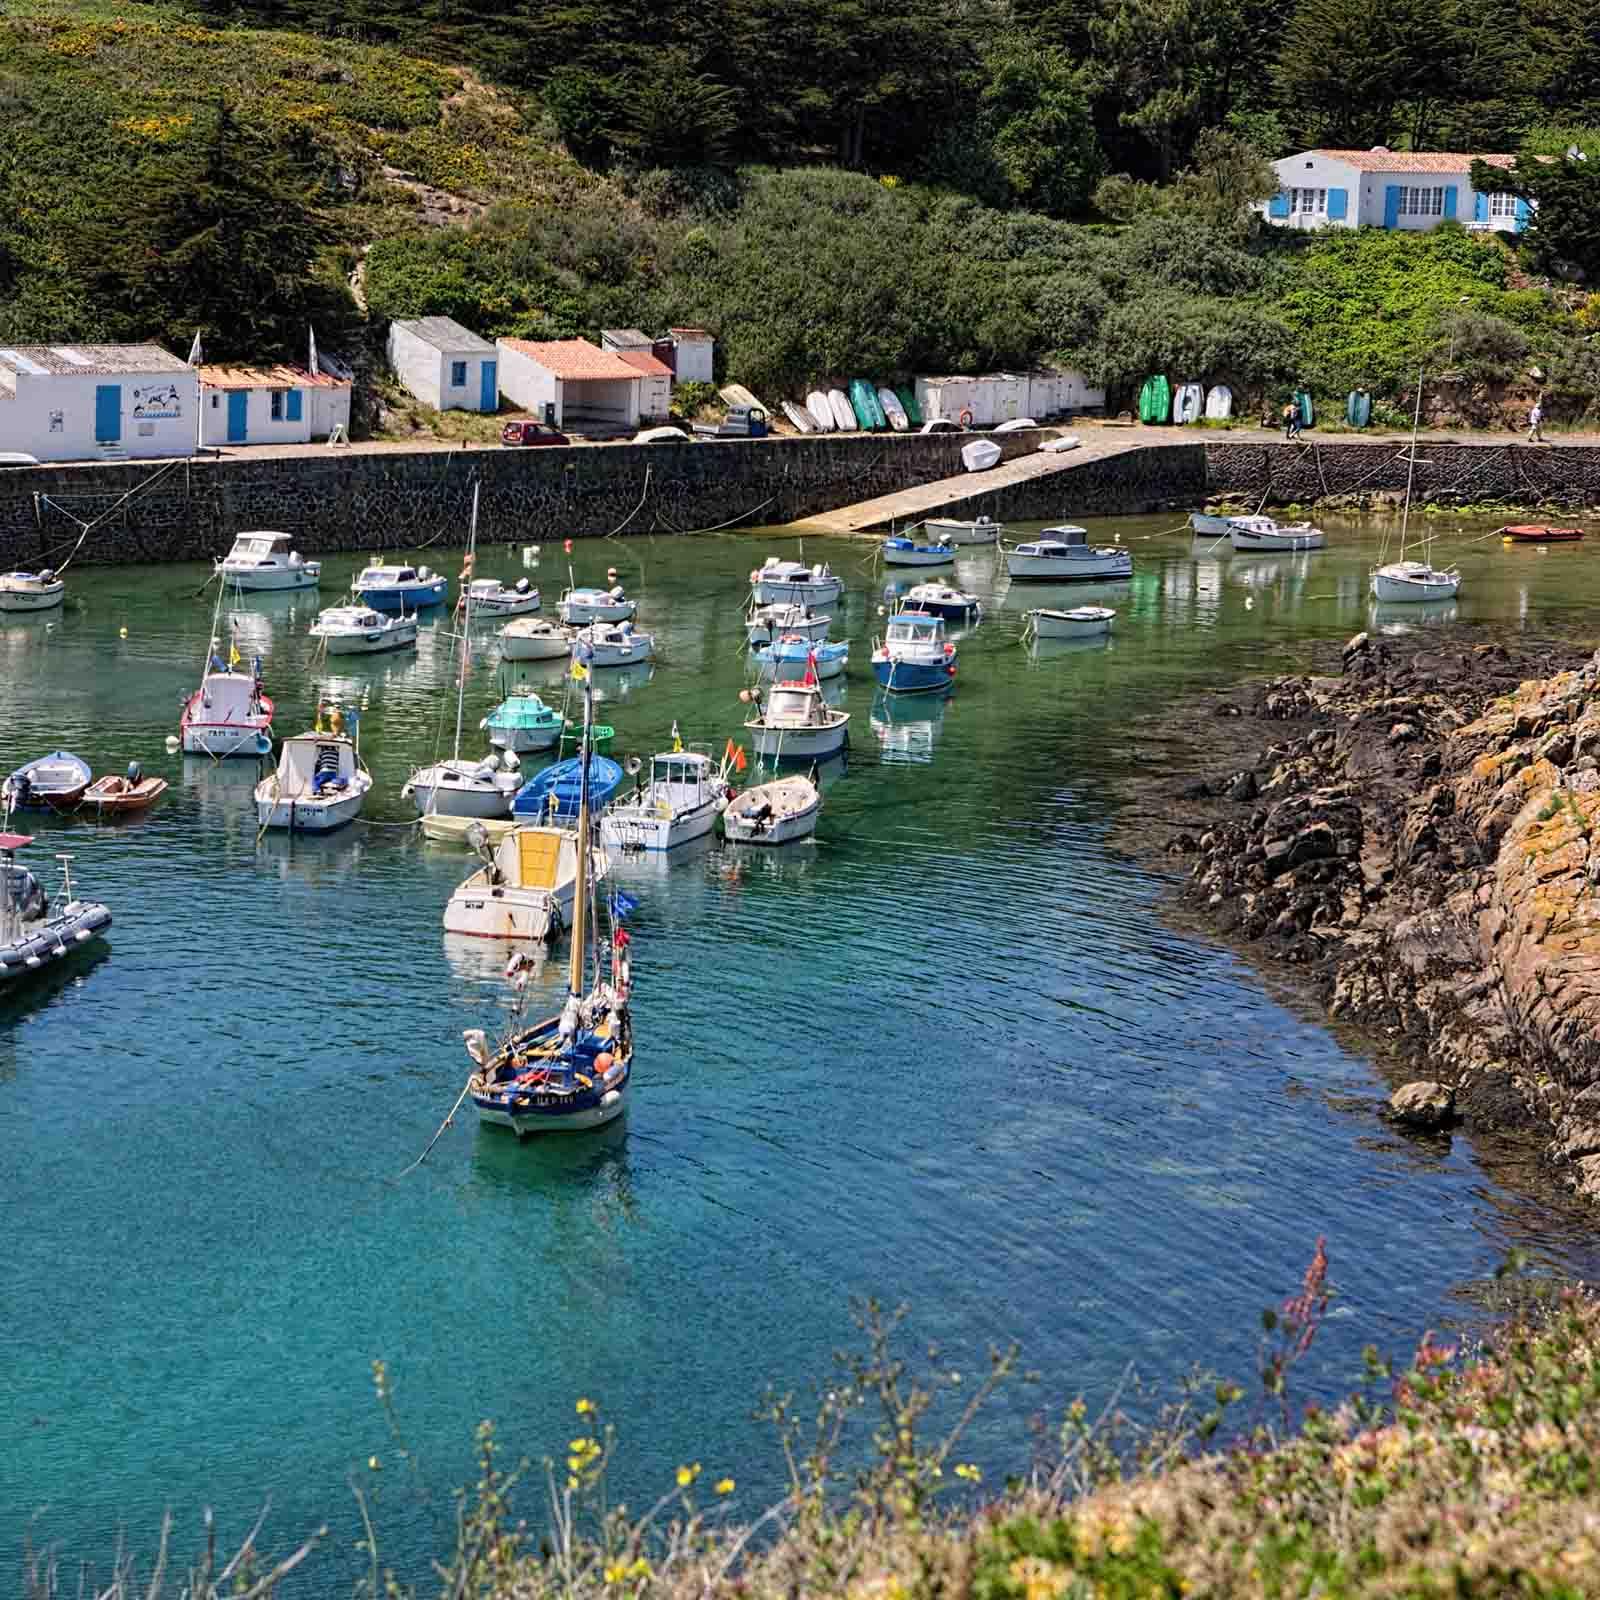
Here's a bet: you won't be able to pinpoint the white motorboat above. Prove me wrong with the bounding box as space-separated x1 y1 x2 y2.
1026 606 1116 639
0 831 112 986
1370 365 1462 605
1189 511 1236 537
749 556 844 609
406 485 523 818
602 747 732 852
961 439 1003 472
882 536 956 568
500 617 572 661
558 586 637 625
465 577 540 617
254 725 372 832
721 774 820 845
746 602 830 647
924 515 1004 545
1004 526 1132 582
308 604 418 655
215 532 320 592
572 621 654 668
0 569 64 612
1227 515 1325 553
902 582 981 622
743 681 850 760
443 820 612 942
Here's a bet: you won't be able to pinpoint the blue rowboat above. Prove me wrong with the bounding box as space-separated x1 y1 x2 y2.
512 755 624 820
882 536 955 568
352 562 449 612
752 637 849 683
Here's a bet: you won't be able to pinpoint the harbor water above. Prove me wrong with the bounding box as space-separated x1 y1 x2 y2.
4 514 1599 1579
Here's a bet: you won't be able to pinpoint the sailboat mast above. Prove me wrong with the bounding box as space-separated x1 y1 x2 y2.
567 671 592 999
1399 365 1424 561
452 482 479 761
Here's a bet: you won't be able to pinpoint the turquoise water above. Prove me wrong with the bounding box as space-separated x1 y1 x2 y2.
4 515 1599 1578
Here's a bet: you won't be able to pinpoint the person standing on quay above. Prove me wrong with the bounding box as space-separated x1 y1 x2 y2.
1528 399 1546 443
1281 400 1301 441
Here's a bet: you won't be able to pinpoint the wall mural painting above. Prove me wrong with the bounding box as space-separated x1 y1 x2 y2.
130 383 183 420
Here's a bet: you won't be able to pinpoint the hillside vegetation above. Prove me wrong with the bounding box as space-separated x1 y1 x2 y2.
6 0 1600 421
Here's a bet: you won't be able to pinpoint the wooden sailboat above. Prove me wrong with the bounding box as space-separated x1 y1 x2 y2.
461 666 635 1135
1370 369 1461 604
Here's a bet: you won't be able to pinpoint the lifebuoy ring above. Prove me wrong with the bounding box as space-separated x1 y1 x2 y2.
958 409 973 427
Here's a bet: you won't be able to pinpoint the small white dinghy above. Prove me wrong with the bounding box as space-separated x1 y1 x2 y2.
500 617 571 660
309 604 418 655
1227 515 1326 553
992 417 1037 434
558 586 637 625
1026 606 1116 640
572 620 654 668
878 388 910 431
465 577 541 617
721 773 821 845
746 602 830 647
924 515 1003 545
828 388 857 430
782 399 818 434
254 725 372 833
961 438 1003 472
0 569 64 612
1172 384 1204 425
1204 385 1233 420
807 391 836 431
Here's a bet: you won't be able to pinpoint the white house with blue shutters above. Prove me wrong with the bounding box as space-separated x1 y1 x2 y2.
197 362 352 447
387 317 499 412
0 343 197 463
1262 149 1529 233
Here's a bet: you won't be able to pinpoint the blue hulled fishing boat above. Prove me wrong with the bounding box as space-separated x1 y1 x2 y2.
462 668 636 1136
870 610 958 695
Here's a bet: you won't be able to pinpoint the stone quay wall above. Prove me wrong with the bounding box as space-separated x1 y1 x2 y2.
0 431 1066 568
1204 440 1600 508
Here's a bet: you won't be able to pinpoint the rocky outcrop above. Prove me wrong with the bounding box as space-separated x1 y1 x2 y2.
1156 631 1600 1201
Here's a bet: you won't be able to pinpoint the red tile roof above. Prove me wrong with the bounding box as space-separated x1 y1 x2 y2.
199 362 347 390
1311 149 1516 173
498 338 641 381
616 350 673 379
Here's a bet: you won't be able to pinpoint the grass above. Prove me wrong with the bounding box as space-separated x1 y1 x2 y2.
25 1248 1600 1600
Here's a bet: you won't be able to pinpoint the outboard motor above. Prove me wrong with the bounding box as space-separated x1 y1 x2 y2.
125 760 143 787
515 578 531 595
4 865 47 922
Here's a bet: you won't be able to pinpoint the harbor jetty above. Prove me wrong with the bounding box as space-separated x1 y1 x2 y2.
1148 629 1600 1200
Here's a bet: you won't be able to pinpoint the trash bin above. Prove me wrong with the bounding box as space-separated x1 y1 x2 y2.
748 408 768 438
543 402 557 427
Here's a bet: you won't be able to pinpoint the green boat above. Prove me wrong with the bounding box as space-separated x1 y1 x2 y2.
563 718 614 751
1346 390 1372 428
1295 389 1315 427
895 386 923 426
480 691 563 755
1138 375 1171 424
850 378 887 431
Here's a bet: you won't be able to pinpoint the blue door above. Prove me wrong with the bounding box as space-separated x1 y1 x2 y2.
479 359 497 412
94 384 120 443
1383 185 1402 229
227 391 248 443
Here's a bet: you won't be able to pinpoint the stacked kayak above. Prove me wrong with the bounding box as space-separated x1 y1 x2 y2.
1138 375 1171 423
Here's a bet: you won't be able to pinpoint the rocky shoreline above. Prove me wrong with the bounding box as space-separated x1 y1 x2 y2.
1122 628 1600 1202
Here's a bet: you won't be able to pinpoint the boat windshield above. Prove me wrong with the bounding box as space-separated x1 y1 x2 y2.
888 616 941 643
766 688 815 719
1041 525 1088 546
230 534 284 559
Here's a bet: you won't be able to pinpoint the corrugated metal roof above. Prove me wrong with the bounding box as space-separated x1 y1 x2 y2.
393 316 495 354
1308 149 1516 173
198 362 349 390
616 350 674 379
498 338 642 381
0 343 188 378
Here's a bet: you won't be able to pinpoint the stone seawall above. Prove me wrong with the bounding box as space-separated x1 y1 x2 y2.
1204 440 1600 508
0 431 1061 567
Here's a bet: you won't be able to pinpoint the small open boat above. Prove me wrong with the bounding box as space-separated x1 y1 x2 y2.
1026 606 1115 640
500 617 571 661
882 536 955 568
465 577 541 616
3 751 92 812
1498 524 1585 543
84 763 168 816
0 831 112 985
721 774 821 845
924 515 1002 545
0 570 65 612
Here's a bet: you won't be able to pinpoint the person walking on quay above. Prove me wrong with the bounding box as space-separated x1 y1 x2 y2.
1528 398 1546 443
1281 400 1301 441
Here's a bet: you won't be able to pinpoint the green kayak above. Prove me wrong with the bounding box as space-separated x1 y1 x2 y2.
1138 375 1171 424
895 386 923 426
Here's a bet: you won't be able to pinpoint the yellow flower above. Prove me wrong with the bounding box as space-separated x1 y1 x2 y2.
367 1455 381 1471
955 1462 981 1482
676 1462 701 1488
576 1397 594 1414
715 1477 735 1495
628 1558 652 1579
603 1561 627 1584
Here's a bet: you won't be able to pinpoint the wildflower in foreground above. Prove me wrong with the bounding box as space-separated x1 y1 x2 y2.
715 1477 735 1495
955 1462 981 1482
576 1397 594 1415
677 1462 701 1488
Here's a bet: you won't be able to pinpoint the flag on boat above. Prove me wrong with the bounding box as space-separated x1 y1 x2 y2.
609 890 640 923
723 736 736 764
571 661 590 681
802 650 818 687
671 720 682 752
734 745 747 772
229 641 241 667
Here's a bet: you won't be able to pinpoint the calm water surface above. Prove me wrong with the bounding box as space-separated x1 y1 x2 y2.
4 513 1599 1577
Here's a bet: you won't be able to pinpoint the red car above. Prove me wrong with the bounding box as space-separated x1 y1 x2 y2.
501 420 570 447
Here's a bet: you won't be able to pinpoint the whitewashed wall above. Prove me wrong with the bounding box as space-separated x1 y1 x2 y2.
200 387 313 446
670 334 714 385
497 344 560 421
0 369 198 462
388 324 447 409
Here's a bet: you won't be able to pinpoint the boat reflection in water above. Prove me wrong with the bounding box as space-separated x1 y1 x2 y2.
607 830 717 882
1370 598 1459 633
869 689 947 764
255 826 372 885
181 753 266 830
1026 631 1115 665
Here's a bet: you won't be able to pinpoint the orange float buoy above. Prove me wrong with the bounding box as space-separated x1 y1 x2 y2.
564 538 574 553
594 1052 615 1073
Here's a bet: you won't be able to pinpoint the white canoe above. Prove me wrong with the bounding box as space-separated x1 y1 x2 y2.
961 439 1003 473
1027 606 1116 639
878 388 910 431
829 389 857 430
807 391 836 431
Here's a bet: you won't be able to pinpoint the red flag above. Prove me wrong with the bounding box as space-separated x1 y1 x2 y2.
724 736 737 763
734 745 747 772
803 649 818 687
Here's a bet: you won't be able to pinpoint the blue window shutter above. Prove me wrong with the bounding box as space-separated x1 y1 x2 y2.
1326 187 1348 220
1473 192 1488 223
1443 186 1458 219
1268 190 1290 218
1383 185 1402 228
1515 197 1531 229
451 361 467 387
286 389 303 422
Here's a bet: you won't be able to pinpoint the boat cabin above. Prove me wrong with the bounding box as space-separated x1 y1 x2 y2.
490 826 577 891
762 684 829 725
197 671 263 718
356 564 423 587
320 606 388 632
1029 526 1090 554
224 532 302 568
274 734 359 799
886 611 946 648
626 750 717 810
757 559 831 586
